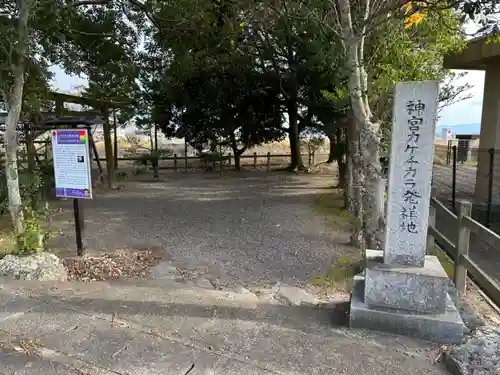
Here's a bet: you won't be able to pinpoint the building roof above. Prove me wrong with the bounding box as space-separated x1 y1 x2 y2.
47 91 129 108
444 35 500 70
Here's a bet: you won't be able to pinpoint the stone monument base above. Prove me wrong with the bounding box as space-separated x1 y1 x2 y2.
364 252 449 313
349 275 465 343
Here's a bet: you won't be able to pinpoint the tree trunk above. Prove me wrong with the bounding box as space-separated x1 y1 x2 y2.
360 124 385 249
113 111 118 170
335 129 347 189
338 0 386 250
344 118 356 210
230 131 244 171
338 159 347 189
349 132 365 249
287 100 304 171
102 107 116 189
344 127 352 209
326 133 336 164
25 124 36 173
4 0 32 235
233 152 242 171
5 95 25 235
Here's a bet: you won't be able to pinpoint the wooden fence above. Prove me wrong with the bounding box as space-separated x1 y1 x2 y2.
427 187 500 307
22 151 328 171
99 151 327 172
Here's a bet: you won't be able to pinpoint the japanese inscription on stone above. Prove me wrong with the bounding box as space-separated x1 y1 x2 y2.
384 81 439 266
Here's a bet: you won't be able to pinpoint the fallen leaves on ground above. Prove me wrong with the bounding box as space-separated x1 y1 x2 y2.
64 249 162 282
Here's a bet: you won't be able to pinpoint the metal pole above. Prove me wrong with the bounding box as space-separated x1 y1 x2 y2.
452 145 457 210
73 198 84 256
487 148 494 227
446 140 451 165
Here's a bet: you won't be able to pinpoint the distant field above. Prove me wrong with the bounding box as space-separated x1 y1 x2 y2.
93 139 331 158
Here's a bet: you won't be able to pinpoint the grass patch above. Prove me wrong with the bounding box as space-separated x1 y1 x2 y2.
0 216 16 259
310 244 455 294
428 245 454 279
311 187 361 292
311 253 364 292
312 189 354 227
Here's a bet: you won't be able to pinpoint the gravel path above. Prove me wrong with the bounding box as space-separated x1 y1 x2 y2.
49 171 351 287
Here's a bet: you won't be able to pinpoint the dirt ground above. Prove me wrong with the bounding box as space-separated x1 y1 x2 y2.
39 167 500 327
47 167 351 289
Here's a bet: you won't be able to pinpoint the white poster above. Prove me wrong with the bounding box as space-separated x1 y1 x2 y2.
51 129 92 199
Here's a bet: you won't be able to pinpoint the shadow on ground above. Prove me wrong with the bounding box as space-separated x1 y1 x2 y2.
0 280 447 375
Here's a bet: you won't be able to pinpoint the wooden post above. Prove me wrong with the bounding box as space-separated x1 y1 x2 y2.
253 152 257 168
174 154 177 172
267 152 271 172
44 139 49 160
228 153 232 168
454 200 472 295
426 187 436 254
55 98 63 117
25 123 36 172
89 131 104 183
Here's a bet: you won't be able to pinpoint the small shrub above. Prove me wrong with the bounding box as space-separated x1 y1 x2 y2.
0 172 53 256
134 153 153 167
133 167 146 175
199 151 227 163
328 255 364 282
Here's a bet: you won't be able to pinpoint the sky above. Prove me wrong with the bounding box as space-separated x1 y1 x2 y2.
50 66 87 93
437 70 484 126
51 63 486 128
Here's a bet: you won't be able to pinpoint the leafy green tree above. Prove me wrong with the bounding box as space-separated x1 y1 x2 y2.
311 0 478 248
236 0 341 171
151 50 284 170
0 0 140 238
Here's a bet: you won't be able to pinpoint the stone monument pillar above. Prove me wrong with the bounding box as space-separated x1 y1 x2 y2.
349 81 465 343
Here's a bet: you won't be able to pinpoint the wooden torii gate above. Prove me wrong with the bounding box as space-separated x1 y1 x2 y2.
45 91 129 189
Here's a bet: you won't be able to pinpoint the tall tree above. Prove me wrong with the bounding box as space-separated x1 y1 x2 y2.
315 0 481 249
0 0 141 235
0 0 34 235
237 0 340 171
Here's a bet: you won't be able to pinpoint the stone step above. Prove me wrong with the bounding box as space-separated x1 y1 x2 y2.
350 275 465 344
364 250 449 313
